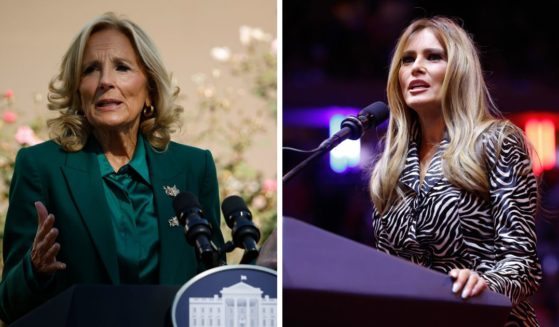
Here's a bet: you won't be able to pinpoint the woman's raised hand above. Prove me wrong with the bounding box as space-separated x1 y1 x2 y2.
31 201 67 274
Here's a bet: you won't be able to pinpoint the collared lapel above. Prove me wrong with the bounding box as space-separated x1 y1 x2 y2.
400 122 448 197
60 140 119 284
400 140 421 194
420 137 448 196
400 123 421 194
144 142 192 283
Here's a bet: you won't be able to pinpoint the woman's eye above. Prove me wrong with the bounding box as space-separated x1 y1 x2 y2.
428 53 443 61
82 65 98 75
401 55 415 64
116 64 130 72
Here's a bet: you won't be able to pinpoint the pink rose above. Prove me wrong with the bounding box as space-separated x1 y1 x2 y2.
2 111 17 123
263 179 277 193
15 126 43 146
251 194 267 210
4 89 14 99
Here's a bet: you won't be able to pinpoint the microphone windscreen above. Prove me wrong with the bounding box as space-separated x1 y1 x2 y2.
360 101 389 123
221 195 249 226
173 191 201 213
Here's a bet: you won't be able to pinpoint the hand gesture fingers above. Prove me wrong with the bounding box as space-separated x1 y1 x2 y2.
449 268 487 299
35 200 49 226
470 275 488 296
31 201 67 274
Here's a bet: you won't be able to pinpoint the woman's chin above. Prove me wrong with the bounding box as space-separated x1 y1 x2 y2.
406 99 441 114
90 119 139 133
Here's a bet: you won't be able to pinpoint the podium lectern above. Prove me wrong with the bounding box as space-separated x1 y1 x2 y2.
283 217 511 326
10 266 277 327
10 285 180 327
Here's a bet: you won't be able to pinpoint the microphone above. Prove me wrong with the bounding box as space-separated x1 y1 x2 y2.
318 101 389 151
173 191 218 268
221 195 261 264
283 100 389 183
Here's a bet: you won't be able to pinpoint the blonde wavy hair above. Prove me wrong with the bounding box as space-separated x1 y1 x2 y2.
370 16 523 214
47 12 183 151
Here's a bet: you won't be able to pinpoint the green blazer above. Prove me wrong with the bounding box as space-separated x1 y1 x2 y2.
0 138 224 323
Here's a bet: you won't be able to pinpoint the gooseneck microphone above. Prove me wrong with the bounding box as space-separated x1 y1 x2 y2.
173 191 219 268
318 101 390 151
221 195 261 264
283 101 390 183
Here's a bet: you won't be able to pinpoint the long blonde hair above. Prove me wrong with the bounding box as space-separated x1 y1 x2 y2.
370 16 518 214
47 12 183 151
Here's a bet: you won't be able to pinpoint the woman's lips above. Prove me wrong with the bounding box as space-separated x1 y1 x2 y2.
408 80 430 95
409 86 428 95
95 99 123 110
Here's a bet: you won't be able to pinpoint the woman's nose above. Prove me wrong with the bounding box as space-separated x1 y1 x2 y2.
98 68 115 90
411 58 425 74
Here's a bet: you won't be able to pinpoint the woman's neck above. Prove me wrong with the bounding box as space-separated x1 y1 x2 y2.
93 127 139 172
417 113 445 147
416 112 445 183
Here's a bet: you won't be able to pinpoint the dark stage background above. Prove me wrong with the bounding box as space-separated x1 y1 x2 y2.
282 1 559 325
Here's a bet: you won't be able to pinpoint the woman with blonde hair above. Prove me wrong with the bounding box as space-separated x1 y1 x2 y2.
370 16 541 325
0 12 224 323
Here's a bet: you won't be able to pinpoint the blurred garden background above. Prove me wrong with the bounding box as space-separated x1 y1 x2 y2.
0 0 276 268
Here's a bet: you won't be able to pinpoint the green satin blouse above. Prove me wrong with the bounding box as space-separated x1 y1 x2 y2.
95 135 159 283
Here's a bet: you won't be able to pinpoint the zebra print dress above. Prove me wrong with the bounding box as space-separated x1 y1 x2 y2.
371 126 542 326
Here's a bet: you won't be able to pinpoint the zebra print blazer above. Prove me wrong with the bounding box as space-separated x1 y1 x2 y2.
372 126 542 326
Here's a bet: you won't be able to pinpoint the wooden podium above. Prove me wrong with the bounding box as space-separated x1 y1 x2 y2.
283 217 512 326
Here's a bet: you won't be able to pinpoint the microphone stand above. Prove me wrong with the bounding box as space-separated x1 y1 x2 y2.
221 240 259 264
179 217 223 269
283 121 358 183
283 101 390 184
222 221 261 264
283 148 328 184
239 240 260 264
197 240 221 269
